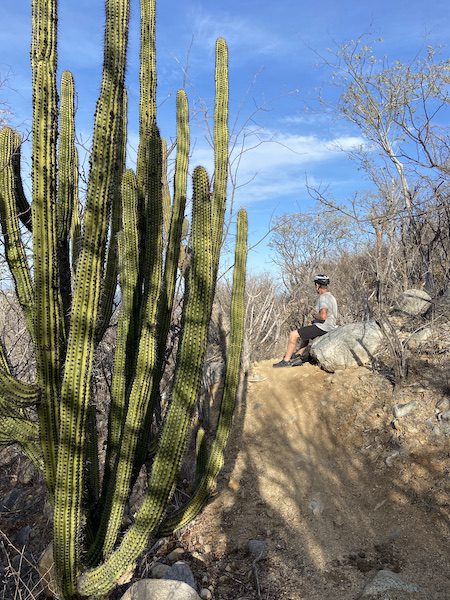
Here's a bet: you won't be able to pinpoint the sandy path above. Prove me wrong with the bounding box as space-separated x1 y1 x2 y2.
191 360 449 599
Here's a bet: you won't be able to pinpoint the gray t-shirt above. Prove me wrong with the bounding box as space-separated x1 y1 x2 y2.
315 291 338 332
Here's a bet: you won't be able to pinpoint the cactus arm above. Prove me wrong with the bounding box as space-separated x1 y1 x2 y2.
78 165 221 597
165 90 190 319
212 38 229 261
101 169 139 496
132 88 190 479
159 208 247 536
0 415 43 471
161 137 172 237
96 89 128 343
89 127 164 562
137 0 156 195
53 0 130 595
31 0 63 492
0 128 35 337
11 133 32 232
57 70 77 332
0 371 39 406
194 426 208 484
70 148 81 270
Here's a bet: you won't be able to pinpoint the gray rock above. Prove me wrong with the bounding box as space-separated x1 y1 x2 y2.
361 569 420 596
150 562 171 578
167 547 185 562
397 289 431 316
14 525 32 547
163 561 197 591
310 321 384 372
439 410 450 421
405 326 434 349
200 589 212 600
18 462 36 485
121 580 201 600
247 539 267 560
393 400 417 418
436 398 450 414
2 488 22 511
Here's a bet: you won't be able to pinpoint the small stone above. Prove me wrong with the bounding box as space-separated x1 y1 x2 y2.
228 478 240 492
18 462 36 485
14 525 31 547
203 543 212 554
192 551 206 563
120 580 201 600
163 561 197 591
361 569 420 596
439 410 450 421
309 497 324 517
200 588 212 599
436 398 450 414
38 543 58 598
201 575 209 584
225 565 232 572
167 547 185 562
393 400 417 418
385 451 399 467
151 562 171 578
333 515 344 527
2 488 21 511
247 539 267 560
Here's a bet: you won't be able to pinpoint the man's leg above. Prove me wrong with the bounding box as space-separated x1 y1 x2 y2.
284 329 300 361
294 325 326 360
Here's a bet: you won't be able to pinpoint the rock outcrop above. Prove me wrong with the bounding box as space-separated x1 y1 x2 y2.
397 288 431 316
310 321 384 372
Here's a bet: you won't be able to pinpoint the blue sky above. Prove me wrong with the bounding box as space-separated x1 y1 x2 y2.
1 0 449 274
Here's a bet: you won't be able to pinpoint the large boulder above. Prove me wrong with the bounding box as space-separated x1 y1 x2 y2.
310 321 384 372
397 288 431 316
121 580 201 600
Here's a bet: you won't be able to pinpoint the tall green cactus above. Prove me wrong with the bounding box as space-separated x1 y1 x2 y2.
0 0 247 598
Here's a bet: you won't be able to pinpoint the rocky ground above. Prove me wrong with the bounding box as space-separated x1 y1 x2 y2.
1 356 449 599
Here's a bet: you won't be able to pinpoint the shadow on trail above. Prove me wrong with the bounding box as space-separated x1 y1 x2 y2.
210 362 449 600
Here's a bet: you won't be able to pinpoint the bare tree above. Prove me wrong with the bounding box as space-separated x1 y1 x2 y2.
317 39 450 294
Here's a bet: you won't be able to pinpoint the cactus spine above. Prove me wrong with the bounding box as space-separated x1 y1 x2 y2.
0 0 247 598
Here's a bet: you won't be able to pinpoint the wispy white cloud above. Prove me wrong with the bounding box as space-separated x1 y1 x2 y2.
189 127 366 204
188 8 292 56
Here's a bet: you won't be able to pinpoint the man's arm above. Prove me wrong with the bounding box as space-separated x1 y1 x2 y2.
311 307 327 323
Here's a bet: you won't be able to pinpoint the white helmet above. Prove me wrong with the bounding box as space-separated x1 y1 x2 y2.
313 274 330 286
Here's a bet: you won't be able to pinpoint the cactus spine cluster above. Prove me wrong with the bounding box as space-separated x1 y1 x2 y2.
0 0 247 598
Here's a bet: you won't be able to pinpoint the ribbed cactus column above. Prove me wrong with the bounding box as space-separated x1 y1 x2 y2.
160 208 248 535
0 1 248 598
31 0 63 492
57 70 77 335
0 129 35 336
79 165 221 597
53 0 130 595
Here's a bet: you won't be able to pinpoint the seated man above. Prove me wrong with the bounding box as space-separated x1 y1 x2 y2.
273 274 338 368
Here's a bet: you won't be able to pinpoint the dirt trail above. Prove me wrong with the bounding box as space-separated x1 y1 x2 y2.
190 360 449 599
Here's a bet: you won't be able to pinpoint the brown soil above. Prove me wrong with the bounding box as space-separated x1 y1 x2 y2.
184 360 450 600
1 360 449 599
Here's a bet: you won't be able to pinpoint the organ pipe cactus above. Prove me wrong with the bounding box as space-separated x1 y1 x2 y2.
0 0 248 598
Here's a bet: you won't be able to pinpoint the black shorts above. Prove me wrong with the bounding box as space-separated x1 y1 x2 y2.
297 324 327 342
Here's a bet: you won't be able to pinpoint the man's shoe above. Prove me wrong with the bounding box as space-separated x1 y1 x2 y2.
272 359 292 368
290 356 305 366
